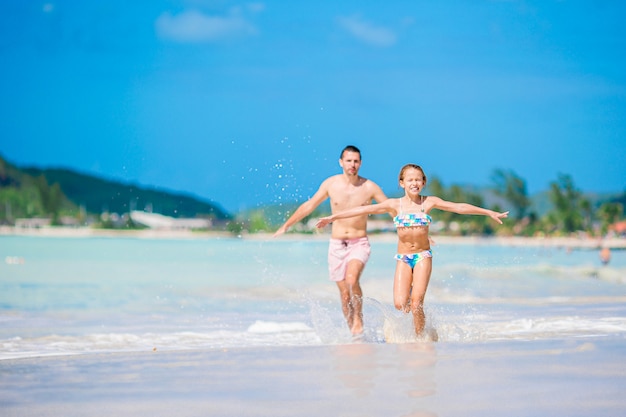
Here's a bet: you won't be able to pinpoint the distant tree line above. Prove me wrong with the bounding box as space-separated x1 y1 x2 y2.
236 169 625 238
488 170 623 237
1 154 624 237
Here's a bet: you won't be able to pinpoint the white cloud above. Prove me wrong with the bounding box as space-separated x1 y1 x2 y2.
338 15 397 47
246 3 266 13
156 9 257 43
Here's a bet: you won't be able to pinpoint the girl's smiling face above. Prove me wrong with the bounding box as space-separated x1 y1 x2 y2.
399 167 426 195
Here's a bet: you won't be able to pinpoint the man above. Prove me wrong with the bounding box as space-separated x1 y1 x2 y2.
273 145 387 337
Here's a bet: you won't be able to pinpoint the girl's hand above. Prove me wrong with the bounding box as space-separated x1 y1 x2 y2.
315 217 332 228
490 211 509 224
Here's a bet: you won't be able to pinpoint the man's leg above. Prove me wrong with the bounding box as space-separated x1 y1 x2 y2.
336 280 353 330
342 259 366 335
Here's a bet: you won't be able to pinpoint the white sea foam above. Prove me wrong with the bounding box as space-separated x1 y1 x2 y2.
247 320 314 333
0 321 322 360
2 311 626 361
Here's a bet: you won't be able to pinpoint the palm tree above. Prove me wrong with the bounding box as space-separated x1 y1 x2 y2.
547 174 584 234
597 202 624 235
491 169 530 220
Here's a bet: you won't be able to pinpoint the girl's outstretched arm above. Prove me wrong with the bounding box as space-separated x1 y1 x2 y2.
316 199 395 228
429 196 509 224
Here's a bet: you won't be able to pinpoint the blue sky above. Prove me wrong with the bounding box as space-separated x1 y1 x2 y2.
1 1 625 214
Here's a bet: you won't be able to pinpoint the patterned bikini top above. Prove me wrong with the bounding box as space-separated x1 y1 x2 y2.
393 198 432 228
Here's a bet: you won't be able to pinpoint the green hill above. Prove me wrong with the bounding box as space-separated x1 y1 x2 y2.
22 167 231 220
0 154 231 221
0 156 76 223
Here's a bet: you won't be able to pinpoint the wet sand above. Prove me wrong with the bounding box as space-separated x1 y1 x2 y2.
2 339 625 417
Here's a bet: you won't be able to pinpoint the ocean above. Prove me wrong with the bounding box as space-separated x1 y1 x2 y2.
1 234 626 416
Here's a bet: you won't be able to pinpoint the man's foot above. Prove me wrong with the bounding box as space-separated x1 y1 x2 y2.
350 320 363 336
351 332 365 343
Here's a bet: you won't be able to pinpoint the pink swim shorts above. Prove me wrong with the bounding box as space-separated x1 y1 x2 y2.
327 237 371 282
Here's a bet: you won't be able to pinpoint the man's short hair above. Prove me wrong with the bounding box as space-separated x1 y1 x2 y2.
340 145 361 159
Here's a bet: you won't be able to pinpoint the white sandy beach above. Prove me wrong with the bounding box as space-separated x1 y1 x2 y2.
2 225 625 250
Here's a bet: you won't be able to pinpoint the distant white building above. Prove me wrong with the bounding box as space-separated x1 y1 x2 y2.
15 218 51 229
130 211 211 230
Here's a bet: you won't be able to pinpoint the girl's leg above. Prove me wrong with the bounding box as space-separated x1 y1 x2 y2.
409 258 433 336
393 261 413 313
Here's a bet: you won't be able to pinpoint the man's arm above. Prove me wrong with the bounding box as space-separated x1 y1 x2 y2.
273 180 331 237
370 182 388 204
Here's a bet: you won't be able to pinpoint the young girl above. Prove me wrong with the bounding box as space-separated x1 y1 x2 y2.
315 164 509 339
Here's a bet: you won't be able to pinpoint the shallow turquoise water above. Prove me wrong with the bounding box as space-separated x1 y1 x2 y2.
1 235 625 358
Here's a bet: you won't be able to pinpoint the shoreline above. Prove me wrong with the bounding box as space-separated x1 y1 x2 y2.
3 339 626 417
1 225 625 249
